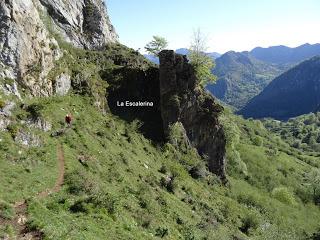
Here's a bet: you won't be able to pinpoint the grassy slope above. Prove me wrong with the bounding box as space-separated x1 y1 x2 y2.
1 94 320 239
1 39 320 239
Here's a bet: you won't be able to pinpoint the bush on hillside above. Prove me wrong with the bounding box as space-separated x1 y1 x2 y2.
252 136 263 146
239 210 261 235
0 201 14 220
0 99 5 109
26 103 44 119
271 187 296 205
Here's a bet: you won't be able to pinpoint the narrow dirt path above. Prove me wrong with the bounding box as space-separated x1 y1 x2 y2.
37 144 65 198
0 144 65 240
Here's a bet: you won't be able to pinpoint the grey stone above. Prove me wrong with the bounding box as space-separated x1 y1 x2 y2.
15 131 41 147
55 73 71 96
0 101 15 117
26 118 52 132
0 118 10 131
0 0 117 98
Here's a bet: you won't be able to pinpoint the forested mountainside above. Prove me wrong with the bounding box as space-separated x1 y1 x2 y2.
263 112 320 153
207 51 286 109
240 56 320 120
1 1 320 239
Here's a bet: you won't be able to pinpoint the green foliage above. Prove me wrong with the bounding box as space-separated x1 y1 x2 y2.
252 136 263 146
1 39 320 239
1 95 320 239
264 112 320 153
240 56 320 119
239 210 261 235
189 29 216 86
189 51 216 86
271 187 296 205
305 169 320 203
6 123 19 139
26 103 44 119
144 36 168 56
0 99 5 109
0 201 14 220
155 227 169 238
207 51 286 109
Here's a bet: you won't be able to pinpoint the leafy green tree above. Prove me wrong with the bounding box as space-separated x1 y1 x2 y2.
145 36 168 56
189 28 216 86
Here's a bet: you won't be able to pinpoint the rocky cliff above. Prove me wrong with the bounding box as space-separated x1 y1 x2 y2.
0 0 118 97
159 50 226 179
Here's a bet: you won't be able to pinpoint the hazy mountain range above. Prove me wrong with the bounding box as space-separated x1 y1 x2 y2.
250 43 320 64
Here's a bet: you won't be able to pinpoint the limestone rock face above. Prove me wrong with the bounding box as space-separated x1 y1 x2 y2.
39 0 118 50
0 0 118 97
0 0 60 96
54 73 71 96
159 50 226 179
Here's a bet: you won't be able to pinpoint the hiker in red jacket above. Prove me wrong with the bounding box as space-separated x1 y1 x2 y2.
65 114 72 127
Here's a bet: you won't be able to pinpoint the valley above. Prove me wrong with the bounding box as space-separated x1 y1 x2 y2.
0 0 320 239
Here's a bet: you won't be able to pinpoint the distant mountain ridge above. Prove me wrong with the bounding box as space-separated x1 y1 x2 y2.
175 48 221 59
250 43 320 64
144 48 221 64
239 56 320 120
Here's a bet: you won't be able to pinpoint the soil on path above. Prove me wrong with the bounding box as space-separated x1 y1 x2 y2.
0 144 65 240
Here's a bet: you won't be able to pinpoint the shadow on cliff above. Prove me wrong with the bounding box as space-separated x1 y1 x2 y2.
103 66 165 142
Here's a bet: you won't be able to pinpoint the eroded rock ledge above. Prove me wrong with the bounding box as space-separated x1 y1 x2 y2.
159 50 226 179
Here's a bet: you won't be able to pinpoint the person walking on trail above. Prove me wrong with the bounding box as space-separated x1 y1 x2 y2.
65 114 72 127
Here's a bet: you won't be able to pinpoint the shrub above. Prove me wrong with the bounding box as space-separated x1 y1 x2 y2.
90 192 119 215
252 136 263 146
237 194 264 212
239 210 261 235
26 103 44 119
0 201 14 220
271 187 296 205
155 227 169 238
65 170 98 195
69 199 89 213
309 230 320 240
160 176 177 193
159 165 167 174
0 99 5 109
6 124 20 139
188 162 207 179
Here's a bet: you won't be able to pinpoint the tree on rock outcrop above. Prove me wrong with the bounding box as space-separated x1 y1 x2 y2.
189 28 216 86
145 36 168 56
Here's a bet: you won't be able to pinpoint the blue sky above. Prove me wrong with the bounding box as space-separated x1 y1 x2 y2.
107 0 320 54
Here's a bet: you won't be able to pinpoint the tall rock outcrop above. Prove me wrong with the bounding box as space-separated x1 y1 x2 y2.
0 0 118 97
159 50 226 179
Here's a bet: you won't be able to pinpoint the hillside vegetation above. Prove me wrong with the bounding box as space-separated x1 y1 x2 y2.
240 56 320 120
264 112 320 154
1 44 320 240
207 51 286 109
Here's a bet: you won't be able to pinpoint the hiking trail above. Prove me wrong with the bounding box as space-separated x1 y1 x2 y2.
0 144 65 240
